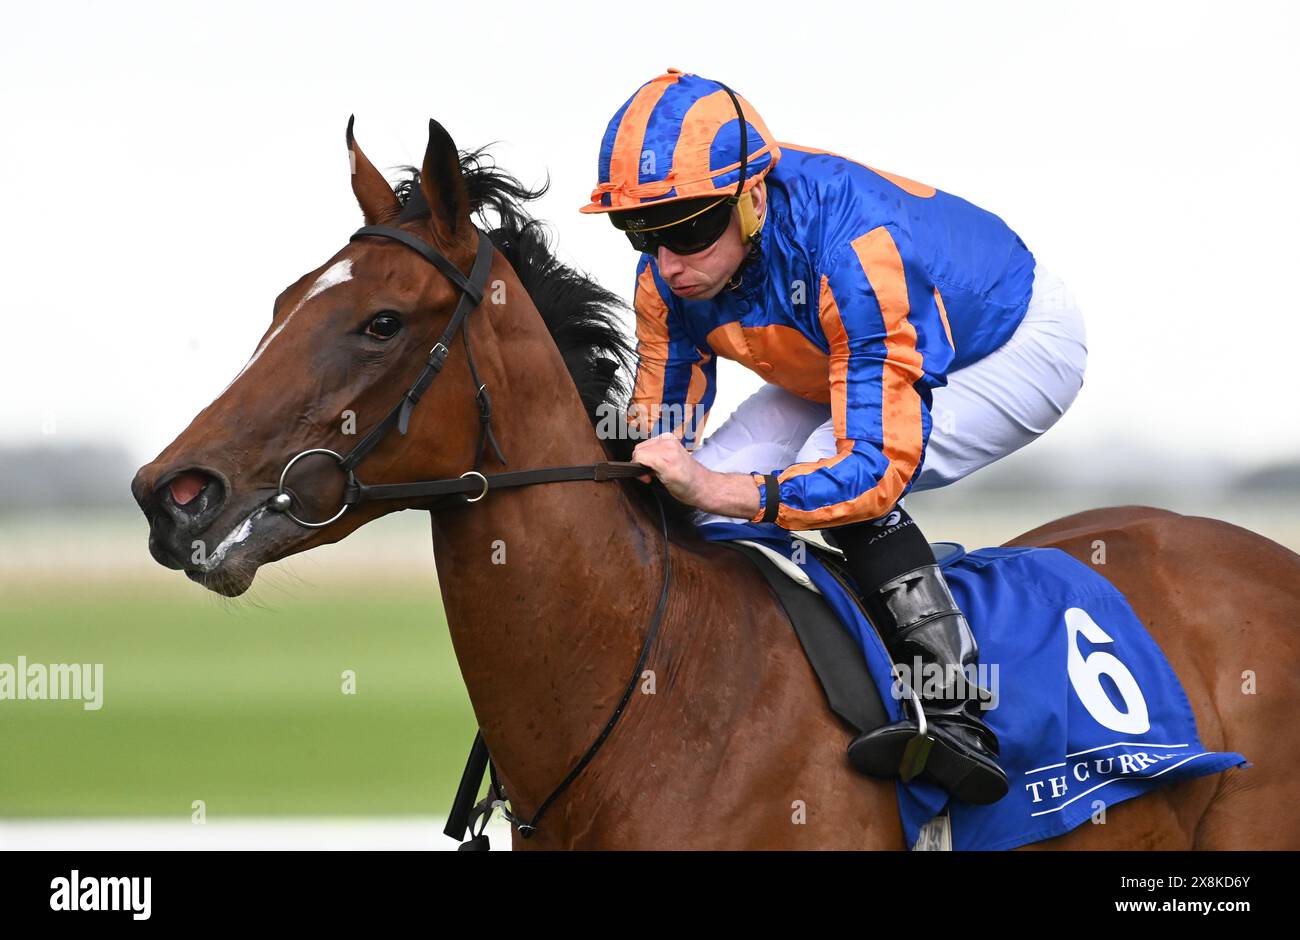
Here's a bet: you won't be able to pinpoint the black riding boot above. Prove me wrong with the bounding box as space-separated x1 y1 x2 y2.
828 506 1009 805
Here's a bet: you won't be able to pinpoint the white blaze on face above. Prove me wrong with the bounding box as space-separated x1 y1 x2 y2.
222 258 354 392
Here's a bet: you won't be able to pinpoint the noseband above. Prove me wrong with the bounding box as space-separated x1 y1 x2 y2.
266 222 670 846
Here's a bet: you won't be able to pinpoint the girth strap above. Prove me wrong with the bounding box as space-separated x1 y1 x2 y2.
444 731 491 849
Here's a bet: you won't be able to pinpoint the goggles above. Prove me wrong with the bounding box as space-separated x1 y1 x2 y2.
610 196 734 256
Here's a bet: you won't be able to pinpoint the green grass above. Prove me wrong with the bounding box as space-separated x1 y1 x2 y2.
0 579 477 818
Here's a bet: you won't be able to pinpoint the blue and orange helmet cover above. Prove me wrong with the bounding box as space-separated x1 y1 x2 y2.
580 68 781 216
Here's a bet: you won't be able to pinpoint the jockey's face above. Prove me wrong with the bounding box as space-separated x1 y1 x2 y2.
655 181 766 300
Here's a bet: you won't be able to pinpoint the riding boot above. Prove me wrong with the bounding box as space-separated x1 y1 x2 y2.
827 506 1009 806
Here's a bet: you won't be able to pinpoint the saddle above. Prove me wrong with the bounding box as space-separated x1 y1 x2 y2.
716 535 965 736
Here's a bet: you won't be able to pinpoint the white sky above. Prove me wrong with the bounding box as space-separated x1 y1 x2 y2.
2 0 1297 468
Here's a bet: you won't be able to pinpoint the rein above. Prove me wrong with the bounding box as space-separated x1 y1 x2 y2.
459 489 670 846
267 221 671 847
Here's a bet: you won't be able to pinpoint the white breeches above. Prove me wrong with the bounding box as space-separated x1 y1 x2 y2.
692 266 1088 526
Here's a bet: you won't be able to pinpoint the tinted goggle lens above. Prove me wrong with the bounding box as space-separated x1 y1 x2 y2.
622 199 733 255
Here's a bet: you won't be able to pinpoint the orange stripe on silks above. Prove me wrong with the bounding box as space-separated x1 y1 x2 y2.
684 406 712 451
774 229 926 530
608 75 679 208
671 91 777 198
748 472 769 523
628 265 671 433
933 287 955 352
777 142 936 198
682 352 713 443
686 351 712 406
741 323 831 402
704 320 753 364
866 166 935 199
703 321 828 400
774 275 853 486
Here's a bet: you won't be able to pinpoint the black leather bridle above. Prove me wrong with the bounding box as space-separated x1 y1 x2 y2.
267 223 650 523
266 222 672 846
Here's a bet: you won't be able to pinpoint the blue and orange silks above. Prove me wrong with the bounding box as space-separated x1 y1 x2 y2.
586 70 1038 531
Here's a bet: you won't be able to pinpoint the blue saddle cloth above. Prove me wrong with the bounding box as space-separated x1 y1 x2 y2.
699 522 1250 851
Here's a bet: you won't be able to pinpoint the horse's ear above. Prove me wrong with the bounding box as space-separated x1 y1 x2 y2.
419 118 471 246
347 115 401 225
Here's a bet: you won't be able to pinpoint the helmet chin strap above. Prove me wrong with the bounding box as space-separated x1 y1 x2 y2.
725 198 766 291
716 79 764 294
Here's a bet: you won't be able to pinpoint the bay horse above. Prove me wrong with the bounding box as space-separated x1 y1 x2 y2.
132 118 1300 850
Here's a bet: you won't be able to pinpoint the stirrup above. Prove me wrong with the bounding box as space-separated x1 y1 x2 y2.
848 681 1009 805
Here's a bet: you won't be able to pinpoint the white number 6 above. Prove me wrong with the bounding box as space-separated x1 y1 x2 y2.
1065 607 1151 734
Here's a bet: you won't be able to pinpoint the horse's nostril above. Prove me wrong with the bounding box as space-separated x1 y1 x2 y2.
169 471 208 507
159 468 224 520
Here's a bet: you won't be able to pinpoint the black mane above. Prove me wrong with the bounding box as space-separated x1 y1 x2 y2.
393 151 699 531
394 152 635 437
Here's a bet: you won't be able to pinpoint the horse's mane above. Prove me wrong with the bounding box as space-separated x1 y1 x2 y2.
392 151 700 534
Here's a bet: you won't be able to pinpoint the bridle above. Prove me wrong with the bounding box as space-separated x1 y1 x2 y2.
267 223 648 525
265 221 672 845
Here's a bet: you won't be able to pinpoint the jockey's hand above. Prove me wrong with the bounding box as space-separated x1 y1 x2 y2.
631 432 762 519
631 432 699 496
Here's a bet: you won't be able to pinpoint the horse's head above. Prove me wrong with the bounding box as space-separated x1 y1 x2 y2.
132 118 507 596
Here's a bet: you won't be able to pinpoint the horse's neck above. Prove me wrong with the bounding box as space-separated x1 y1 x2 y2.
428 296 667 815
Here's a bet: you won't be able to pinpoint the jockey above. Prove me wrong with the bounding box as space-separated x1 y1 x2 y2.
580 68 1087 805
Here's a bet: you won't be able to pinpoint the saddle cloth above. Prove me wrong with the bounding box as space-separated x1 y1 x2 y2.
698 521 1251 851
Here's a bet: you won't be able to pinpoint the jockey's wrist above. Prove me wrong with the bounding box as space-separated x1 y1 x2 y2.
696 469 763 520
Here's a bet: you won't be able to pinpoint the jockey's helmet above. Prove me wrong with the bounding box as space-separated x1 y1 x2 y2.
579 68 780 252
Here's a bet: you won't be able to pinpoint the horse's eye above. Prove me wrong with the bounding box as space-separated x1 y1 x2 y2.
365 313 402 340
